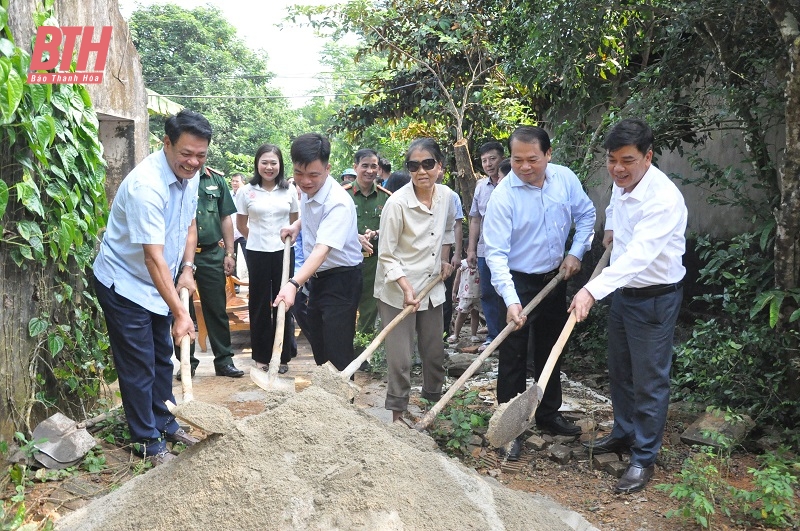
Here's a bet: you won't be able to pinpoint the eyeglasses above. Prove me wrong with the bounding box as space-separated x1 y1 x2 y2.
406 158 436 172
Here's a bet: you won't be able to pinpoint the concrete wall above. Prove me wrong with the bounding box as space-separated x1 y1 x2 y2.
7 0 149 201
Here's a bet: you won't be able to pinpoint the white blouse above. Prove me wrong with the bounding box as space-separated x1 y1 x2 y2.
235 182 299 252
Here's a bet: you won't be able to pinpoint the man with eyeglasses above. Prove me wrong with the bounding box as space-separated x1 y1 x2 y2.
484 126 596 461
467 141 507 352
342 148 392 337
570 118 687 494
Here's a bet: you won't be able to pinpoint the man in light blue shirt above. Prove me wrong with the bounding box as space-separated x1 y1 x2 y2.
484 126 595 459
93 110 211 465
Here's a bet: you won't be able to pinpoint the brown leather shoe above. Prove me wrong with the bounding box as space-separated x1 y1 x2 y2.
614 464 654 493
166 428 198 447
147 450 176 467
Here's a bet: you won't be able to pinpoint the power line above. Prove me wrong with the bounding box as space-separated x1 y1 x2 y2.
150 80 425 100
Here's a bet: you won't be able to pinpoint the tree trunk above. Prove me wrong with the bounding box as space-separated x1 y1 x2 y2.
453 138 477 217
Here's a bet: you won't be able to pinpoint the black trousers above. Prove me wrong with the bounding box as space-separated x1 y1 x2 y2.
496 271 568 422
245 248 295 365
305 266 362 371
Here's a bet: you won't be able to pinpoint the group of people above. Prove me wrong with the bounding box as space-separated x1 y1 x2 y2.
93 109 687 496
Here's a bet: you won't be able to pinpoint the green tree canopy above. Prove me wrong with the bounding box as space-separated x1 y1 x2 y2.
129 3 308 175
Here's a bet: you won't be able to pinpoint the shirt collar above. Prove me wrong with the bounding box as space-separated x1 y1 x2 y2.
623 164 657 201
308 175 334 204
158 149 188 189
352 179 377 197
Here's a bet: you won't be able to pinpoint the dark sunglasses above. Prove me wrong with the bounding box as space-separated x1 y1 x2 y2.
406 158 436 172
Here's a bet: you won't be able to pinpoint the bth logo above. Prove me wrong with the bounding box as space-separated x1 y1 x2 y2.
27 26 112 84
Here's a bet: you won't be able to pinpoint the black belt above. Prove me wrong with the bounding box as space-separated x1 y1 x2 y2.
513 268 559 283
621 281 683 298
313 263 362 278
195 244 219 253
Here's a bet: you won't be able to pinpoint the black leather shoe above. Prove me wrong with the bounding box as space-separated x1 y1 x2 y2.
215 364 244 378
507 436 523 461
582 433 634 454
165 428 198 447
615 464 654 493
537 414 582 436
175 367 196 381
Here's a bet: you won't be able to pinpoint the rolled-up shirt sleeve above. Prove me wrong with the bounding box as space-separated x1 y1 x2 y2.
484 190 519 306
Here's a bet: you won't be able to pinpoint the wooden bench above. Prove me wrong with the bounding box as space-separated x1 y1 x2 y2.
194 276 249 352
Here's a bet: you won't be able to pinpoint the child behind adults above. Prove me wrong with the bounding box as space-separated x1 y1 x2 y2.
447 258 482 344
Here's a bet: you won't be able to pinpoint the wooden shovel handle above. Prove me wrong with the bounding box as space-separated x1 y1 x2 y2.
415 270 566 431
179 287 193 402
341 274 444 379
267 237 293 379
530 245 612 422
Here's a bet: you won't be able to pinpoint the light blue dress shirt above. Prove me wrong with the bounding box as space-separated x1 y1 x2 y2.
484 164 596 306
93 149 199 315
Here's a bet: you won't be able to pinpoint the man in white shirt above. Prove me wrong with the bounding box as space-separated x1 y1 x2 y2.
274 134 363 371
570 118 687 494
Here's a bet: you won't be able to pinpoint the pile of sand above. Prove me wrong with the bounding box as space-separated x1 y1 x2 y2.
57 386 591 530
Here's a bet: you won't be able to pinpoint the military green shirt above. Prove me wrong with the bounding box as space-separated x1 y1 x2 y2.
345 179 391 234
196 167 237 246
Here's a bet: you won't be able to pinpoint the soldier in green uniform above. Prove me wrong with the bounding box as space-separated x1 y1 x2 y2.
343 148 392 336
176 166 245 379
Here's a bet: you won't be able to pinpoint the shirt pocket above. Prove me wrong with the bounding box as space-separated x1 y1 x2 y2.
204 188 221 213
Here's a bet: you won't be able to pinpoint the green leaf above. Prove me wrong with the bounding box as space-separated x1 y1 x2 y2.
769 294 783 328
0 178 8 219
0 56 24 124
790 308 800 322
28 317 49 337
16 171 44 217
0 37 14 57
32 115 55 148
48 334 65 356
16 219 42 241
0 5 7 34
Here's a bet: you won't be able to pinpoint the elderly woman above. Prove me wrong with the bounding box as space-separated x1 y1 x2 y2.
375 138 456 423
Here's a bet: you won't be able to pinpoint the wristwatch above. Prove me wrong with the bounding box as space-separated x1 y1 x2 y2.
224 251 235 258
287 278 302 291
181 261 196 273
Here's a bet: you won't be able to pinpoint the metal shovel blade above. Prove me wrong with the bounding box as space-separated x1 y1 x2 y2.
249 365 296 393
32 412 97 469
486 386 544 448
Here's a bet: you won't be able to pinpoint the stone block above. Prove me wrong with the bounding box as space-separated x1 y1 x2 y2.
524 434 548 451
680 410 755 449
443 353 490 377
592 452 620 470
469 434 483 447
576 418 597 433
604 460 629 478
554 434 579 445
548 443 573 465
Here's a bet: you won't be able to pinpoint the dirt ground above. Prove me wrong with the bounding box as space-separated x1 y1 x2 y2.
9 328 777 530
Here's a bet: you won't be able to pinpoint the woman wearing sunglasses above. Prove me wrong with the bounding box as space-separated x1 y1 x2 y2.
374 138 457 424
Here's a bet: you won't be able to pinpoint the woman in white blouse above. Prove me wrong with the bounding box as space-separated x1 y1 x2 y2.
235 144 299 373
375 138 456 423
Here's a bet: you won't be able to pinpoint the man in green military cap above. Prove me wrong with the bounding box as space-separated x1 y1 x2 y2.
176 165 244 379
343 148 392 336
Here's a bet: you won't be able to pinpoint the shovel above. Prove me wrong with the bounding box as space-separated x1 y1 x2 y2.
166 287 234 434
249 237 297 393
32 408 119 469
414 270 566 431
485 245 612 448
310 274 444 400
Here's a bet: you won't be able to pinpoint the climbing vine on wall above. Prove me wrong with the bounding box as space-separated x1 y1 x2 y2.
0 0 114 418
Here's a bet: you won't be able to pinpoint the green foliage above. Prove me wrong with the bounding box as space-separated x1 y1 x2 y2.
658 444 798 529
353 330 386 375
129 4 308 172
426 390 490 456
80 447 106 474
0 7 113 413
673 232 800 445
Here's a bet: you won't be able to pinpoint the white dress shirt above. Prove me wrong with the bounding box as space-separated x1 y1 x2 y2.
584 164 687 300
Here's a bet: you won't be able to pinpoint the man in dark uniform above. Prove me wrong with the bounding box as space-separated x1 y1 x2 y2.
344 148 392 336
176 166 244 379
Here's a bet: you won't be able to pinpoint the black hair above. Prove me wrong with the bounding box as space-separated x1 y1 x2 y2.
508 126 551 154
379 157 391 173
384 171 411 193
230 172 245 181
499 158 511 177
291 133 331 166
603 118 654 155
478 141 504 158
354 148 379 164
251 143 288 189
405 138 444 164
164 109 212 144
